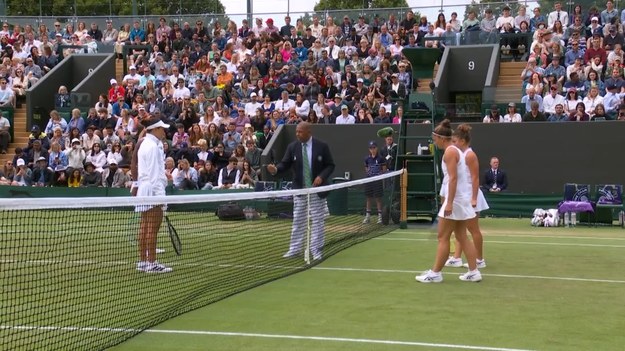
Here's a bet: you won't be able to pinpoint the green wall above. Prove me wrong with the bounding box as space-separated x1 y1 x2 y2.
268 123 625 194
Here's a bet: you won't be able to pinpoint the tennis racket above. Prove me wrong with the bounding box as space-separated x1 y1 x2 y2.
165 215 181 255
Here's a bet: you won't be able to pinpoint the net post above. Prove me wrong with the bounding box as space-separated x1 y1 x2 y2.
304 193 311 264
400 168 408 229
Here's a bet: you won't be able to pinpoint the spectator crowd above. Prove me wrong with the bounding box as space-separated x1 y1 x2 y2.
4 2 625 188
481 1 625 122
1 11 422 189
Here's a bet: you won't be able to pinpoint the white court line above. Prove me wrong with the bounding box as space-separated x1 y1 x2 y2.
395 230 625 241
0 325 536 351
312 267 625 284
1 259 623 284
375 237 625 248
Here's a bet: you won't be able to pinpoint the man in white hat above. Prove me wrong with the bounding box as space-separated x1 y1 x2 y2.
132 117 172 273
108 78 124 102
66 138 86 172
83 33 98 53
244 92 262 117
123 65 141 86
101 159 126 188
12 158 32 186
335 104 355 124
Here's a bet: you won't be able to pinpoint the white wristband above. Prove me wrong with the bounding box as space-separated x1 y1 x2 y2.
132 181 138 188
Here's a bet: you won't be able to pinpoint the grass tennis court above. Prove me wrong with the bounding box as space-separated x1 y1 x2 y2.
109 218 625 351
0 206 395 351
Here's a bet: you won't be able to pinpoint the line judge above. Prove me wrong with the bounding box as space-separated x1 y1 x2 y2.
267 122 335 261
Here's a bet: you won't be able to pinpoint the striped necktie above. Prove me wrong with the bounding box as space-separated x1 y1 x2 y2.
302 143 312 187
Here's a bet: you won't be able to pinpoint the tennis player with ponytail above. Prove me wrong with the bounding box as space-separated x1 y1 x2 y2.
445 123 488 269
415 120 482 283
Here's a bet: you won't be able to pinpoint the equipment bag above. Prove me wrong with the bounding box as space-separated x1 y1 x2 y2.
216 202 245 221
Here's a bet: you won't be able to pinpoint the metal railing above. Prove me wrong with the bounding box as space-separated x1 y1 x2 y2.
0 1 539 31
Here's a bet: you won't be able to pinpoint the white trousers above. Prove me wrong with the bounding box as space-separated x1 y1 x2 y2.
288 194 326 255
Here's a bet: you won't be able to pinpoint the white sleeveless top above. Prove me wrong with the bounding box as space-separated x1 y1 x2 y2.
440 145 471 200
438 145 476 220
463 147 475 188
463 147 490 212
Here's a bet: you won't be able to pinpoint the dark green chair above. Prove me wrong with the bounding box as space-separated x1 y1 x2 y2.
594 184 624 226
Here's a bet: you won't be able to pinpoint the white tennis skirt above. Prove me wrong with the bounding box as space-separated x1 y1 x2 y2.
438 196 476 221
475 189 489 213
134 185 167 212
441 188 489 214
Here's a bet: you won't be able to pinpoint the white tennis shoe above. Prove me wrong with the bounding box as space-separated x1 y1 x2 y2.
445 257 463 268
144 262 173 273
415 270 443 283
136 261 149 271
282 250 299 258
459 270 482 282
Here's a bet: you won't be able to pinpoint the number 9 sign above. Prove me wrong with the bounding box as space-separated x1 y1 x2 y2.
468 60 475 71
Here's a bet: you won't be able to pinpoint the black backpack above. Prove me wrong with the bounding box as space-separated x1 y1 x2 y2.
216 202 245 220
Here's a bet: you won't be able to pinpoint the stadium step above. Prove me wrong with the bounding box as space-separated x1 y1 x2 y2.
416 64 438 93
494 62 524 103
0 105 28 166
116 59 124 84
414 62 523 100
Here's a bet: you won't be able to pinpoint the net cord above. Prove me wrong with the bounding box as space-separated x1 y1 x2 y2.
0 170 404 210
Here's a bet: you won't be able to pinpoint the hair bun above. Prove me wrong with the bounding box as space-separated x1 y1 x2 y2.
440 119 451 128
456 123 472 133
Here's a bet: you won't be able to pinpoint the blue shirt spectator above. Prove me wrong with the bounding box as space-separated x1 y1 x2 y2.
521 89 544 112
530 14 547 31
564 45 585 66
294 44 308 62
111 100 130 118
129 23 145 42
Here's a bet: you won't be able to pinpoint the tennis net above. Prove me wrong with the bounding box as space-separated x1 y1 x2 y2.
0 169 402 351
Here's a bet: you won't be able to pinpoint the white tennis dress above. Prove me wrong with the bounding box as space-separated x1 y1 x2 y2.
465 147 489 213
135 133 167 212
438 145 476 220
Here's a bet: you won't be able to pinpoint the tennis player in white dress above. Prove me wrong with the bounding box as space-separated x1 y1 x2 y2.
416 121 482 283
445 124 489 269
134 117 173 273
